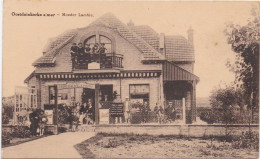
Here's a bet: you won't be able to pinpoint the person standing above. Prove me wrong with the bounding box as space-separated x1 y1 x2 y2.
124 97 131 124
84 43 91 63
70 43 78 68
142 101 150 123
77 43 84 67
87 99 94 124
158 105 164 124
29 109 39 136
80 103 88 124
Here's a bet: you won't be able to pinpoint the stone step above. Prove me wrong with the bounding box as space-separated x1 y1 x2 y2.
76 125 96 132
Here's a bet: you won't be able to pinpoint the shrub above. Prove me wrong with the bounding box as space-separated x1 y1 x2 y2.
232 131 259 150
2 113 10 124
11 126 31 138
2 131 13 145
200 111 216 124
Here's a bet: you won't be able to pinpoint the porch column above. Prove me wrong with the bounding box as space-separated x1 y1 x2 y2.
35 76 41 109
191 80 197 122
95 84 100 125
185 91 191 124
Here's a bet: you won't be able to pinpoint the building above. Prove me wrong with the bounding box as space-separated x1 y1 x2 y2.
24 13 199 124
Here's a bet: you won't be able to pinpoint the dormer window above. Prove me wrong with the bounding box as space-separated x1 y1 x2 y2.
84 35 112 53
71 34 123 70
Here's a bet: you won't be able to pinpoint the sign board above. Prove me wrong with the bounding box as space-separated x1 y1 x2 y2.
45 109 53 125
57 82 95 89
88 62 100 69
99 109 109 124
110 103 124 116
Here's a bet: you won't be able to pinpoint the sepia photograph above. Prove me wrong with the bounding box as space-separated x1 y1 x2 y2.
1 0 259 158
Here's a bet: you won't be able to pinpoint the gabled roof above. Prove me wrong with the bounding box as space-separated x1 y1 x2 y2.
165 36 194 62
32 30 77 66
129 25 160 51
129 25 195 62
89 13 165 60
33 13 195 67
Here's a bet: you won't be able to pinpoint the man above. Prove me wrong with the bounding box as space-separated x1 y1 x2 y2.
77 43 84 67
29 108 40 136
165 102 173 122
70 43 78 68
92 43 99 61
87 99 94 124
142 101 150 123
80 103 88 124
98 43 107 66
167 102 175 122
84 43 91 63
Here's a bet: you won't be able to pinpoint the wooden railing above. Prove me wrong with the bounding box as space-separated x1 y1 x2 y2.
73 53 123 69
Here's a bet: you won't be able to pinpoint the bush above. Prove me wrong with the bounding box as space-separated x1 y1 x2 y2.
2 131 13 145
11 126 31 138
232 131 259 150
2 113 10 124
200 111 216 124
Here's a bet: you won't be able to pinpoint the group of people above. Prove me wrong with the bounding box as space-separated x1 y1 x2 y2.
70 42 107 67
70 99 95 131
154 102 176 124
124 99 176 124
29 109 48 136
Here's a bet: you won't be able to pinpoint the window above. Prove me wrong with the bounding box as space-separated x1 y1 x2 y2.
84 35 112 53
49 86 57 104
100 35 112 53
129 84 150 104
85 36 96 49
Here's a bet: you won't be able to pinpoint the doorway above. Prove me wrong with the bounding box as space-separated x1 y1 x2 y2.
82 88 95 105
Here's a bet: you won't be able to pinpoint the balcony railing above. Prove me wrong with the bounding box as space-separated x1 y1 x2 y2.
72 53 123 69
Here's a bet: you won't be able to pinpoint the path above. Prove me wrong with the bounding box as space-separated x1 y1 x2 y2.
2 132 95 158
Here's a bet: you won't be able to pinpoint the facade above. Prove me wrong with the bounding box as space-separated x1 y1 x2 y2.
24 13 199 124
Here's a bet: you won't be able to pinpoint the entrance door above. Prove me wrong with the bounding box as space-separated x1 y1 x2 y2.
82 88 95 105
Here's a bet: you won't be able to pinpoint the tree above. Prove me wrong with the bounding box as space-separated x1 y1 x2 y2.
224 7 259 123
210 86 244 135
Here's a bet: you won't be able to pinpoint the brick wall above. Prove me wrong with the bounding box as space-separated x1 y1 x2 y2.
94 124 259 137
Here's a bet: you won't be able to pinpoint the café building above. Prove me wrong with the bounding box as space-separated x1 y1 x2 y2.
24 13 199 124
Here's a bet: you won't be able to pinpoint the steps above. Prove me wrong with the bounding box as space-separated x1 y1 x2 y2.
76 124 96 132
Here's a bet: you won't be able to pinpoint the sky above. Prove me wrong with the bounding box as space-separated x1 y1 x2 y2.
2 1 258 97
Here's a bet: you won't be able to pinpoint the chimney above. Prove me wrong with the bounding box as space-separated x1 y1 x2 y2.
127 20 134 27
159 33 165 54
187 26 194 45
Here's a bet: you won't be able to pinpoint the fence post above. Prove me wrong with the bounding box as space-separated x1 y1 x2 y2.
182 97 186 124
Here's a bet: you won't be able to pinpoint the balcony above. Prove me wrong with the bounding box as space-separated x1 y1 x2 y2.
73 53 123 70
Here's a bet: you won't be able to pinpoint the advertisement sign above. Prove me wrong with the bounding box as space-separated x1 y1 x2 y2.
44 110 53 124
99 109 109 124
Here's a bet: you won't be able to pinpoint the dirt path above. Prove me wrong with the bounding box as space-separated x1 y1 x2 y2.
2 132 95 158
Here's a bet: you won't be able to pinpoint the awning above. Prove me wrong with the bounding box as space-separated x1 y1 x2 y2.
162 61 199 82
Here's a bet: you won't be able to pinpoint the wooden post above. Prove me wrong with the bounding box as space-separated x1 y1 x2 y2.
191 80 197 123
53 85 58 135
95 84 100 125
182 97 186 124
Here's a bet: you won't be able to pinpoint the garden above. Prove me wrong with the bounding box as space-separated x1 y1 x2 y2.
75 131 259 158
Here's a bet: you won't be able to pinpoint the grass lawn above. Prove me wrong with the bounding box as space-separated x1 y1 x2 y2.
74 133 259 158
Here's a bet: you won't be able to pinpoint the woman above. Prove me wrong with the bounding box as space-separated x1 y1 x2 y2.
87 99 94 124
71 103 80 131
80 103 88 124
38 109 48 136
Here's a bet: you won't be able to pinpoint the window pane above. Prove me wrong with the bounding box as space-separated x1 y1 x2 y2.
86 36 96 44
100 36 111 43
